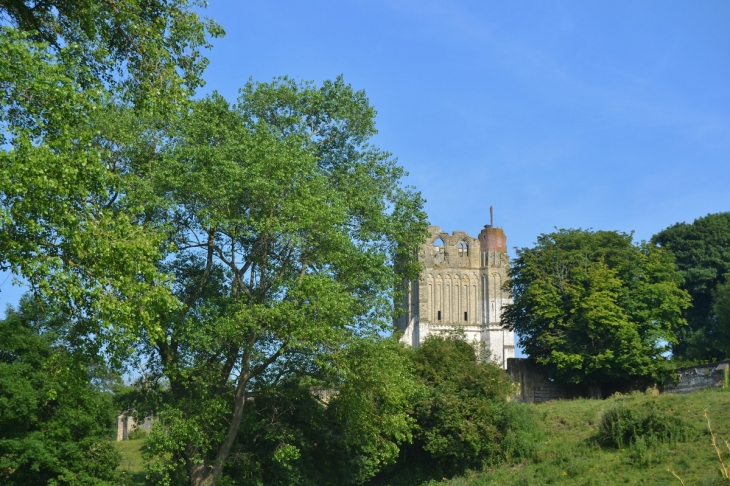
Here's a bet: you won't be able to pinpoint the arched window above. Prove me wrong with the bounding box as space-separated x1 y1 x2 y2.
433 237 444 255
458 241 468 257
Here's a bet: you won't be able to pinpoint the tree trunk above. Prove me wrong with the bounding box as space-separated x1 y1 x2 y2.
188 369 251 485
189 461 214 486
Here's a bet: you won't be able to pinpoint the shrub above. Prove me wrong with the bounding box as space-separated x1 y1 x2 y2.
598 402 688 449
398 336 537 478
127 428 148 440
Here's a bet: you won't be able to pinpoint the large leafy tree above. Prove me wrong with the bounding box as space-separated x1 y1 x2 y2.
652 212 730 361
136 78 427 485
0 296 120 485
0 1 222 335
503 229 690 388
710 280 730 360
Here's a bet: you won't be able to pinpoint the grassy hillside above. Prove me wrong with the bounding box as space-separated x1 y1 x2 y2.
445 388 730 486
115 437 146 485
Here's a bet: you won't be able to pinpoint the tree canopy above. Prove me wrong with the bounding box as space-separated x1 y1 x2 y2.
652 212 730 361
215 337 420 486
401 335 533 479
503 229 690 388
0 0 222 343
710 280 730 360
132 77 427 485
0 296 120 485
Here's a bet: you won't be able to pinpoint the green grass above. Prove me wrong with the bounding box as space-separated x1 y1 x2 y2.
115 437 147 485
442 388 730 486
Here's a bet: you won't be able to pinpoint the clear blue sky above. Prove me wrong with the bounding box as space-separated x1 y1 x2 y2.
199 0 730 356
2 2 730 352
194 0 730 252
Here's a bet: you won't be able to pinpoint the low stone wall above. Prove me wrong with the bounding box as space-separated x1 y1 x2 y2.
507 358 582 403
664 360 730 394
507 358 730 403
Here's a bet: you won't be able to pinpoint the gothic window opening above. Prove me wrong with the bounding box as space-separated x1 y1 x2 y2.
458 241 468 256
437 310 441 321
433 237 446 264
433 237 444 255
464 311 468 321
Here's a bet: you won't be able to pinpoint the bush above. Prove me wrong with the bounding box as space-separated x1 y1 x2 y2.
598 402 688 449
0 297 121 485
391 335 537 480
127 428 148 440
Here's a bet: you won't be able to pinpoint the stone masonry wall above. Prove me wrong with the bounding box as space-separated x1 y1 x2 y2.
507 358 582 403
507 358 730 403
116 412 153 441
663 360 730 394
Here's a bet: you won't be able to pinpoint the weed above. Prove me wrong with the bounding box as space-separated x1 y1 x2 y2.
127 428 148 440
704 409 730 482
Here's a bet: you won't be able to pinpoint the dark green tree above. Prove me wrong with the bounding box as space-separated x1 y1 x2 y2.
384 335 533 483
652 212 730 361
135 78 427 485
0 296 120 485
220 337 419 486
503 229 690 388
711 280 730 360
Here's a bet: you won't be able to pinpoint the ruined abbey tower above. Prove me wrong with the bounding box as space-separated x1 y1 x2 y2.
396 209 515 368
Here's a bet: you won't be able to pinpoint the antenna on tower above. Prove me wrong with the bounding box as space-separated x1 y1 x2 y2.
490 206 494 227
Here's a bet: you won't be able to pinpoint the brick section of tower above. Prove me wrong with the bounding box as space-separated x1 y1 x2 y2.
479 226 507 253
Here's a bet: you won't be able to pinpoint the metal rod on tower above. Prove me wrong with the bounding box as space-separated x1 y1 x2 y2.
490 206 493 227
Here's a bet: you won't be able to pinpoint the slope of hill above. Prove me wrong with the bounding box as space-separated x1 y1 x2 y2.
445 388 730 486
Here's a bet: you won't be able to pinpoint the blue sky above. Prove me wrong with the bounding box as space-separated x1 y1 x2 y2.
2 2 730 352
198 0 730 356
194 0 729 248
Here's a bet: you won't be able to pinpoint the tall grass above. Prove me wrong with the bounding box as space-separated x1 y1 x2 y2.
442 387 730 486
598 402 688 449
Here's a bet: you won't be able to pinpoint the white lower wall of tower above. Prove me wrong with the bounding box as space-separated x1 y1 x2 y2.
399 318 514 369
482 327 515 369
398 315 420 348
397 241 515 368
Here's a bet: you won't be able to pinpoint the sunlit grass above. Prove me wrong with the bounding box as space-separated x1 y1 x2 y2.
443 388 730 486
115 437 147 485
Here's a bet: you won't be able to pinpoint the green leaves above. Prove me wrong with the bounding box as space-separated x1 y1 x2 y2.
1 0 222 106
135 78 426 484
653 212 730 361
711 281 730 359
0 1 220 360
504 229 691 386
396 336 534 481
0 297 121 485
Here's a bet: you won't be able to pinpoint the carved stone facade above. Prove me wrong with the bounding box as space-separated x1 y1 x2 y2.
396 222 515 368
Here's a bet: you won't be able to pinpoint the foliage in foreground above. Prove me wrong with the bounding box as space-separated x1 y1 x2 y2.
503 228 691 389
123 336 534 485
215 337 419 486
133 76 427 485
0 297 120 485
389 336 536 482
0 1 222 346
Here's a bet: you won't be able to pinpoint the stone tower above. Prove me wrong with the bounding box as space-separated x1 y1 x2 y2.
396 213 515 368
